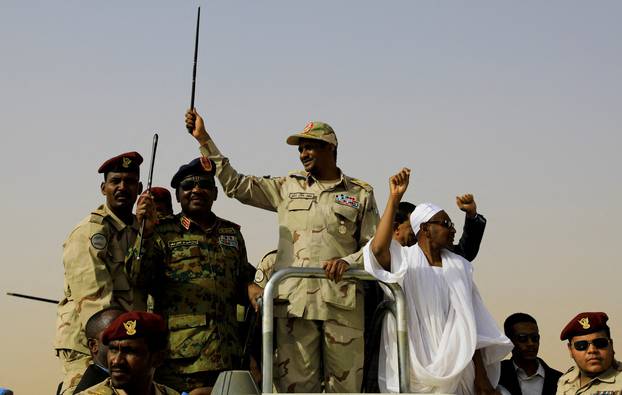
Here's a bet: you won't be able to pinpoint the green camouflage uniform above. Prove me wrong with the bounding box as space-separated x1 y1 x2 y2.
556 362 622 395
144 213 254 392
74 378 179 395
200 138 379 393
55 204 147 394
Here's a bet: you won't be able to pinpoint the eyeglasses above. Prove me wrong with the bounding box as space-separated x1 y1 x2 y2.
572 338 610 351
425 219 455 229
179 177 215 191
515 334 540 343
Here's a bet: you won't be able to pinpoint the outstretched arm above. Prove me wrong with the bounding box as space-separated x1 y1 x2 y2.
453 194 486 261
370 168 410 270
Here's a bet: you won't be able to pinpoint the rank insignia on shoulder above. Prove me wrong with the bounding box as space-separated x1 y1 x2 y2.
219 235 238 248
335 194 360 209
181 216 192 230
123 320 137 335
90 233 107 250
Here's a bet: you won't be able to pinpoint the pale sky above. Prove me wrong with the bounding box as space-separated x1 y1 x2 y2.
1 1 621 393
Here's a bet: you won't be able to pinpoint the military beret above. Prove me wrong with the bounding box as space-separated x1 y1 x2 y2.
560 312 610 341
170 157 216 189
150 187 172 204
102 311 167 348
286 121 338 147
98 151 143 174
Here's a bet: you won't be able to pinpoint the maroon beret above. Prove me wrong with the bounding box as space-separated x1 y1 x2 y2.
102 311 167 346
98 151 143 174
560 312 609 341
150 187 172 203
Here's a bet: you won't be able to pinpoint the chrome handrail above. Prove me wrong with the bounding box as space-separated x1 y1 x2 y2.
261 268 409 393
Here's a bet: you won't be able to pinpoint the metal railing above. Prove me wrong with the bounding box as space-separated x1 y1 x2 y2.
261 268 409 393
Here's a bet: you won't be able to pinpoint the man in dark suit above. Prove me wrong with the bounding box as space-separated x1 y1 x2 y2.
498 313 562 395
72 308 124 393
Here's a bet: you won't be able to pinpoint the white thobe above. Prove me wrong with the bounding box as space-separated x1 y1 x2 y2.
363 240 513 394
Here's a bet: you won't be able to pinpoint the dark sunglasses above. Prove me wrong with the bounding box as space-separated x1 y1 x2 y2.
425 219 455 229
515 334 540 343
179 178 215 191
572 338 610 351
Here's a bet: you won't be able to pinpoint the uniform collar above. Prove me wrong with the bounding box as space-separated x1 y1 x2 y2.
567 362 621 386
102 203 138 232
299 168 348 189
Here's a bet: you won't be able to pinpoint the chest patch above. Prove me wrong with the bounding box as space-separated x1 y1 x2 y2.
168 240 199 248
90 233 107 250
335 194 360 209
219 235 238 248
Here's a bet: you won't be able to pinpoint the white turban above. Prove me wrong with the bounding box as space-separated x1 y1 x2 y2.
409 202 442 236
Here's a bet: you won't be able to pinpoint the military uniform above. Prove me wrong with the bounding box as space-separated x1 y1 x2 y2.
199 135 379 392
55 203 145 393
145 213 255 392
74 378 179 395
556 362 622 395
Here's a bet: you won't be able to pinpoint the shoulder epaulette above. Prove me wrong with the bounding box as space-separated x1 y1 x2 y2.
349 177 373 192
88 212 106 225
261 249 278 261
564 365 576 375
288 170 307 178
217 217 241 231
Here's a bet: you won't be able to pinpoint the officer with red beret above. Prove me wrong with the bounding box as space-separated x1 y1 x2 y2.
54 152 156 395
557 312 622 394
75 311 179 395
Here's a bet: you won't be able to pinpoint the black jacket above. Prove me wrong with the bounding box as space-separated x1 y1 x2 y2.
499 358 562 395
73 363 109 394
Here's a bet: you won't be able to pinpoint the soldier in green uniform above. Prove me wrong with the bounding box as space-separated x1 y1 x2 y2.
140 158 256 393
557 312 622 395
185 109 379 393
75 311 178 395
55 152 154 394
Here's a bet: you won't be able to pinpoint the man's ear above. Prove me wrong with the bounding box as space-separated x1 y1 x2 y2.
100 182 106 196
567 342 573 358
87 338 99 356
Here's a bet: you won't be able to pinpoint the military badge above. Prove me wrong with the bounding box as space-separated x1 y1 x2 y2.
303 122 314 133
90 233 107 250
200 156 212 171
579 317 590 329
254 269 265 284
123 320 137 335
122 157 132 168
335 194 360 209
338 223 347 234
219 235 239 248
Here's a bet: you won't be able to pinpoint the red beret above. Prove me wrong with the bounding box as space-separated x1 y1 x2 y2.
98 151 143 174
150 187 172 203
102 311 167 346
560 312 609 341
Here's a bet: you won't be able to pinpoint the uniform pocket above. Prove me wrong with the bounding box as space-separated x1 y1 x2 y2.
167 314 213 359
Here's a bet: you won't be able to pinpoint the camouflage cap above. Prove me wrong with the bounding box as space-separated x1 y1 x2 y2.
560 311 610 341
98 151 143 174
286 121 338 147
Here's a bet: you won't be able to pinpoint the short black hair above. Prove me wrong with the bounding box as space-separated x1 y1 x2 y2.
394 201 416 229
504 312 538 337
85 307 125 339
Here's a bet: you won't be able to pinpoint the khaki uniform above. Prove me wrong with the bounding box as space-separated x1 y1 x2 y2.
144 214 255 392
55 204 146 394
556 362 622 395
200 140 379 392
74 378 179 395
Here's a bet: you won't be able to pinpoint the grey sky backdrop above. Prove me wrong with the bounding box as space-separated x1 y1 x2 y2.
1 1 621 392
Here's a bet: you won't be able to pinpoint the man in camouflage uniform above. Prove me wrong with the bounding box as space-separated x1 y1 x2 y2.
55 152 153 394
557 312 622 395
75 311 178 395
141 158 256 393
186 109 379 393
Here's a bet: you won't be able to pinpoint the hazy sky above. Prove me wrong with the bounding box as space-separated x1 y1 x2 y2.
1 1 621 393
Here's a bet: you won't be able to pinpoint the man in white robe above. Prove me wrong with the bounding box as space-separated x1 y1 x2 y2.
364 168 512 394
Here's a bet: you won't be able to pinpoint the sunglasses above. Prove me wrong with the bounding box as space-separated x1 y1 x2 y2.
425 219 455 229
515 334 540 343
572 338 610 351
179 177 215 191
